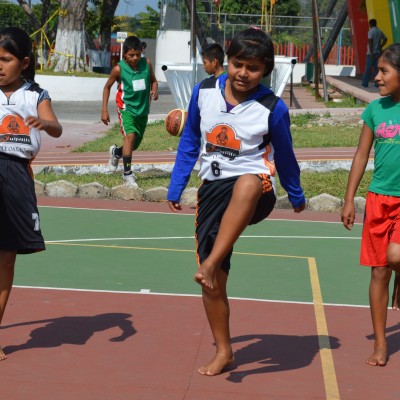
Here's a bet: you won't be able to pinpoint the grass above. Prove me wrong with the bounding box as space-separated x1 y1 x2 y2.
37 113 370 200
292 125 360 147
36 69 109 78
305 84 368 108
73 121 178 153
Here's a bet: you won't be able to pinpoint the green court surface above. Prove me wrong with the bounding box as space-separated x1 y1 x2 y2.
14 206 379 307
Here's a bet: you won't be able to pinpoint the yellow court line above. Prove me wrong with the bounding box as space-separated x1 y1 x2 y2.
308 257 340 400
49 242 340 398
48 242 309 259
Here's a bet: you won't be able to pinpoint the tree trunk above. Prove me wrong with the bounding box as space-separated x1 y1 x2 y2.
98 0 120 52
94 0 119 69
17 0 42 42
49 0 88 72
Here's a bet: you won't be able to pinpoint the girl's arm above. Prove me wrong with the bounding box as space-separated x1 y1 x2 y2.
270 102 306 210
341 123 374 230
167 84 202 212
25 98 62 138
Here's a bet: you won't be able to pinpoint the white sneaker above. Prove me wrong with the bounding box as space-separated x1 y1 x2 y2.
108 145 120 172
123 173 138 188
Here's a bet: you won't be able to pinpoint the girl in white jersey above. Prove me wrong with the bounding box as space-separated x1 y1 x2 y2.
168 28 305 376
342 43 400 367
0 27 62 361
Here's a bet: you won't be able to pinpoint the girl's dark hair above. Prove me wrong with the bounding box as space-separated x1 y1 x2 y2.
226 28 274 76
381 43 400 71
0 27 36 82
123 36 142 54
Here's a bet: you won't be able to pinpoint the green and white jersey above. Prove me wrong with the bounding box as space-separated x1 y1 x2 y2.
116 58 151 116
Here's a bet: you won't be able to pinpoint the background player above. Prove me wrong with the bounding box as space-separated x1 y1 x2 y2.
101 35 158 187
201 43 225 78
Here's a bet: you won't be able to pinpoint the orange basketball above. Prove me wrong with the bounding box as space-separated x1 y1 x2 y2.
165 109 187 137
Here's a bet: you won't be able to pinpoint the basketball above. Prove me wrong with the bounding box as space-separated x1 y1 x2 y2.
165 109 187 137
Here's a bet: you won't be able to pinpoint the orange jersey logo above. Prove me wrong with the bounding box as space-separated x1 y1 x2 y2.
205 124 241 160
0 114 31 144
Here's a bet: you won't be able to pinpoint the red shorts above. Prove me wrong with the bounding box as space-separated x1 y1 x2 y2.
361 192 400 267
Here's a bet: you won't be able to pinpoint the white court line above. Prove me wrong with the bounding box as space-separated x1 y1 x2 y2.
13 285 369 309
38 205 363 226
46 235 361 243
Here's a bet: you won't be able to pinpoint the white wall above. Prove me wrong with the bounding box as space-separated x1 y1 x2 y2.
36 75 116 101
35 63 355 102
155 29 203 82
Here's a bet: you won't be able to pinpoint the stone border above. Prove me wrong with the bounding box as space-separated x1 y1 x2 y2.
34 179 366 213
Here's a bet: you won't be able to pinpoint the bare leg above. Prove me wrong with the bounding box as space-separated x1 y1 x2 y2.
387 242 400 310
194 175 262 289
0 251 17 361
367 266 391 366
391 272 400 310
122 133 136 157
198 267 234 376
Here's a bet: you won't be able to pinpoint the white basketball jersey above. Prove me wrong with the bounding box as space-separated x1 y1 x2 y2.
0 81 49 159
197 80 275 182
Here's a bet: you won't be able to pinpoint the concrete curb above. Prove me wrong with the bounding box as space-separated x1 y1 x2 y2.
34 179 366 213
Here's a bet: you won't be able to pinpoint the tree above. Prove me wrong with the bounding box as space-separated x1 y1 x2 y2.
15 0 59 43
93 0 120 52
128 6 160 39
48 0 88 72
0 2 32 32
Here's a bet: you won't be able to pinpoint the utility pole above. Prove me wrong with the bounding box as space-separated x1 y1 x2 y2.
190 0 197 86
312 0 320 100
313 0 329 102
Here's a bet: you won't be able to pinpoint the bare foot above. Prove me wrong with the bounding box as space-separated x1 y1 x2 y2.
198 353 234 376
366 345 387 366
194 260 217 289
0 346 7 361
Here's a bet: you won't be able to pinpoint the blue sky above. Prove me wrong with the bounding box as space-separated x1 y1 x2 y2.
9 0 159 17
115 0 159 16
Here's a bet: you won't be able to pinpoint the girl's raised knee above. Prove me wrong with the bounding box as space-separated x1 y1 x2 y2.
234 175 262 198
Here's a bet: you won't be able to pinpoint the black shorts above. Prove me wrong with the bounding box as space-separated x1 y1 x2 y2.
0 153 45 254
195 175 276 274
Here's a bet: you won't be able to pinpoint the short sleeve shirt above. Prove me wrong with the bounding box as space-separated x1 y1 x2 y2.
361 97 400 196
367 26 387 55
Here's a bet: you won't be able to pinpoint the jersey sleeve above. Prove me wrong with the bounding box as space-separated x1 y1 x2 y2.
361 102 374 131
38 89 51 104
167 84 202 202
270 100 306 208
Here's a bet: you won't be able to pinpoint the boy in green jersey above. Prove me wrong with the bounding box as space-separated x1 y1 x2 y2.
101 36 158 187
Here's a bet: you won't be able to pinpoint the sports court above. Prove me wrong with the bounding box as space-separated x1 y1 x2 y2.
2 197 400 399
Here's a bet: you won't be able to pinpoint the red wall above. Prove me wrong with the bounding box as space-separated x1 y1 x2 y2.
346 0 369 74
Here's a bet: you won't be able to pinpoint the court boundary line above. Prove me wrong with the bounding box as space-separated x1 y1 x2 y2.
39 205 363 226
12 285 370 308
46 235 361 243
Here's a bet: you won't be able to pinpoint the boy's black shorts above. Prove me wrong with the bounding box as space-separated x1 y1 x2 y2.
195 175 276 274
0 153 45 254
